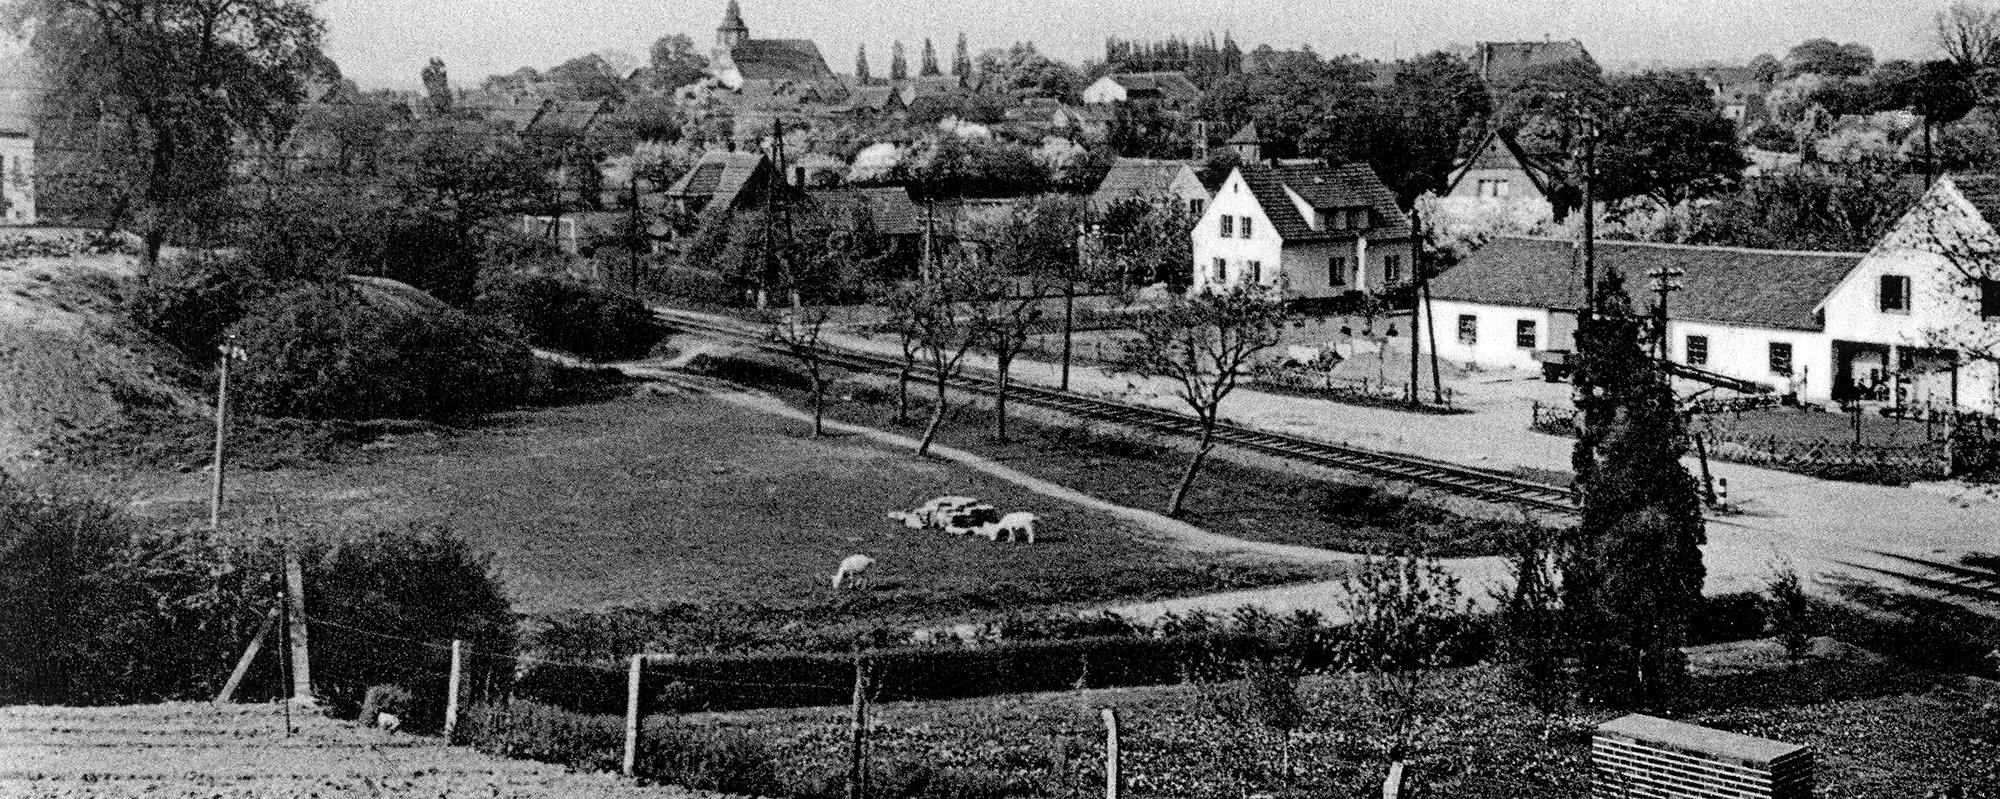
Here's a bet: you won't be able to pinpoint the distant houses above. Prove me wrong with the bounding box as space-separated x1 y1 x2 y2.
1417 175 2000 414
1473 39 1596 89
1081 71 1202 109
1089 158 1215 216
1440 129 1560 222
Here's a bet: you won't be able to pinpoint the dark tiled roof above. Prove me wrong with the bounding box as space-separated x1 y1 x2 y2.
1950 174 2000 225
666 151 770 207
530 99 607 133
807 186 922 235
1227 122 1261 145
1477 40 1594 87
1429 237 1864 331
1105 71 1200 101
1090 158 1202 204
1237 161 1411 242
732 39 834 82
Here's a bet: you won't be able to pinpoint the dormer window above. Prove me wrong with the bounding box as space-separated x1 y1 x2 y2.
1323 208 1370 231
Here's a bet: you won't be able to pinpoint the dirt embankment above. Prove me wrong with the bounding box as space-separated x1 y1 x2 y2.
0 252 204 464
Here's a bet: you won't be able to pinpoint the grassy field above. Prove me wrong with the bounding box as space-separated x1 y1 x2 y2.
78 387 1332 636
677 642 1999 799
695 350 1532 558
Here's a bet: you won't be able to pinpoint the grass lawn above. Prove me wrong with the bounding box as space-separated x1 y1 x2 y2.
697 349 1532 558
683 645 1999 799
77 389 1333 638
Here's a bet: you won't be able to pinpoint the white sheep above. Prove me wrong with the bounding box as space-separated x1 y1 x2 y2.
983 511 1038 543
941 504 1000 536
832 554 875 590
375 712 401 734
915 496 981 528
884 510 924 529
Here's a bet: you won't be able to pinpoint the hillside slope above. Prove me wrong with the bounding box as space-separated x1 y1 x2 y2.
0 702 718 798
0 251 203 464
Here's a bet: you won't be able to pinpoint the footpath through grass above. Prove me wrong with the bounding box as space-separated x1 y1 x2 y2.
692 350 1538 559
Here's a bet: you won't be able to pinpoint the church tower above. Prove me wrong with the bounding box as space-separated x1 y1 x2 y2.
716 0 749 50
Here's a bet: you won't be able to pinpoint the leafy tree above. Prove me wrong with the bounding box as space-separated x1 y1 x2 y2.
1784 38 1875 77
920 38 941 77
422 57 452 114
1564 272 1707 708
1335 552 1468 772
972 196 1081 439
1107 101 1193 158
974 42 1083 99
1364 51 1491 200
1492 522 1571 714
855 45 870 84
1748 53 1784 83
648 33 708 92
952 32 972 79
1595 72 1747 209
885 252 991 456
1684 156 1919 251
1121 284 1287 516
1202 48 1374 160
546 52 624 100
385 117 553 305
891 40 908 81
18 0 328 265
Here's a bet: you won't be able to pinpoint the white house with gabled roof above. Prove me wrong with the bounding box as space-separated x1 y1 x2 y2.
1190 149 1415 299
1418 174 2000 413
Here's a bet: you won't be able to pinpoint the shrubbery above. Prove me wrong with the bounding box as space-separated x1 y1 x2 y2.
125 253 266 359
0 476 516 709
475 273 663 361
229 283 533 421
456 701 784 795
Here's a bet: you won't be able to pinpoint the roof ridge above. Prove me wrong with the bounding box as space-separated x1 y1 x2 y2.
1489 234 1864 259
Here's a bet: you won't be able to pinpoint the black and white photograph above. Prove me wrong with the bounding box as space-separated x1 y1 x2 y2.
0 0 1996 796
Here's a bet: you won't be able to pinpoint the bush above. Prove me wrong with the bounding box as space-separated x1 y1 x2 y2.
126 253 263 360
303 524 517 725
652 265 735 304
1688 591 1769 646
229 282 533 421
475 273 664 361
457 701 784 795
457 701 622 771
0 476 264 704
636 720 785 795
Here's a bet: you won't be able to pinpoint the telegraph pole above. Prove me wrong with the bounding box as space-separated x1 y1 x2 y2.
1408 200 1423 408
209 337 246 531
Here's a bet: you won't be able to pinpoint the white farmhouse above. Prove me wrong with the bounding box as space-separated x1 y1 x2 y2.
1190 154 1414 299
1437 129 1557 224
1081 71 1201 108
1421 175 2000 414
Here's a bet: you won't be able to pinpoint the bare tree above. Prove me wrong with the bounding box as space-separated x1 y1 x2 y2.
1121 284 1288 516
1334 552 1468 791
887 253 987 457
974 280 1047 443
772 307 834 436
1936 2 2000 71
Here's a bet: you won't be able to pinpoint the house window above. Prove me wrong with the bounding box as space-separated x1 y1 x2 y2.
1478 179 1511 198
1351 209 1371 229
1457 314 1477 345
1240 216 1254 238
1685 335 1709 366
1189 198 1205 217
1879 274 1910 313
1769 342 1793 377
1981 278 2000 319
1219 215 1234 237
1384 254 1403 284
1211 257 1227 283
1329 256 1348 286
1247 260 1263 283
1515 319 1537 349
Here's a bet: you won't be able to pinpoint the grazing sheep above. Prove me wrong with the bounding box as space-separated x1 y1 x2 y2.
376 712 401 734
983 511 1038 543
884 510 924 529
832 554 875 590
915 496 981 528
940 504 1000 536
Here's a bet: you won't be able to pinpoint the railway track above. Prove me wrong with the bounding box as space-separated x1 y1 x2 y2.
656 308 1580 516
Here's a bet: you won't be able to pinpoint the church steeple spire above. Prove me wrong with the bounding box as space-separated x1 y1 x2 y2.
717 0 749 49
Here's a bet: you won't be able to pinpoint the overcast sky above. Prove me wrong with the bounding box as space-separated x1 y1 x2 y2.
321 0 1946 90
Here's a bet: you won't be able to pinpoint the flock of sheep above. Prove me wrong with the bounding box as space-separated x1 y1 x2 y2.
830 496 1041 590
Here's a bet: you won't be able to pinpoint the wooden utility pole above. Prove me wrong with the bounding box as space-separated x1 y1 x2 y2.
623 654 644 777
847 652 870 799
1408 202 1423 408
1100 708 1120 799
1580 115 1598 319
283 548 313 705
627 175 642 290
444 639 465 740
209 337 244 530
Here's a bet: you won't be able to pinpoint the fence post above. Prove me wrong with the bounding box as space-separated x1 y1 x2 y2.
443 639 463 740
283 549 313 704
848 651 870 799
1101 707 1120 799
213 607 280 704
622 654 643 777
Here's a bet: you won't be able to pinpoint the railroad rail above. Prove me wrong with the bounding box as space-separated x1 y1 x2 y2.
655 307 1580 515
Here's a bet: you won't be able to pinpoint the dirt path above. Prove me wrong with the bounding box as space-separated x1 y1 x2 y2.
617 358 1510 624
